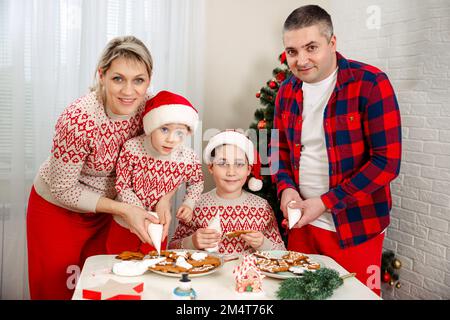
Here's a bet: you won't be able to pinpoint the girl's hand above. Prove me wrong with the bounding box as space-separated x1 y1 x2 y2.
155 197 172 241
176 205 193 223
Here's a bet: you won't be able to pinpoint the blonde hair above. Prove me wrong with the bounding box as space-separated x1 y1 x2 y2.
91 36 153 104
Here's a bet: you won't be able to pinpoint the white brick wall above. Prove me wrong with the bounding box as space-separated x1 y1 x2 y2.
330 0 450 299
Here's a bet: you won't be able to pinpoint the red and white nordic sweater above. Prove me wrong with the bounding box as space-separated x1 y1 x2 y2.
169 189 286 254
113 135 204 227
34 92 147 213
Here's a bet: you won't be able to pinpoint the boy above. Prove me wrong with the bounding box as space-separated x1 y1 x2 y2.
106 91 204 254
169 130 285 254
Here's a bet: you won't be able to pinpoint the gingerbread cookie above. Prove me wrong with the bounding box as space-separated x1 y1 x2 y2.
148 250 222 275
282 251 307 264
190 264 216 274
254 251 321 275
225 230 254 238
151 264 188 274
115 251 145 261
253 251 278 260
187 255 221 268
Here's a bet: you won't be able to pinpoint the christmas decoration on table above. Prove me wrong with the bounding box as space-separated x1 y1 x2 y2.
82 279 144 300
276 268 356 300
381 250 402 289
172 273 197 300
233 255 265 293
247 52 292 244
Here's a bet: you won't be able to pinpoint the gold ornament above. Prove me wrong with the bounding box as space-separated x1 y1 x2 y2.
393 259 402 269
395 282 401 289
389 280 395 286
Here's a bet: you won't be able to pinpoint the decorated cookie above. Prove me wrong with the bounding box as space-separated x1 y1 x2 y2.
225 230 255 238
115 251 145 261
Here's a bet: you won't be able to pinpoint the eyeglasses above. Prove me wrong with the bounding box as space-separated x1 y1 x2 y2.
212 161 248 170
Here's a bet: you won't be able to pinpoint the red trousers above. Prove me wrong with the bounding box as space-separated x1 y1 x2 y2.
105 219 167 254
26 186 112 300
287 224 384 296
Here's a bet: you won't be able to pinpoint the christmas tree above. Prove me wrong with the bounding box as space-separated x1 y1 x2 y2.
381 250 402 289
245 52 292 244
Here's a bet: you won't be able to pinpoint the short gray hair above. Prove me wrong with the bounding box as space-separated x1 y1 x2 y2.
283 5 334 41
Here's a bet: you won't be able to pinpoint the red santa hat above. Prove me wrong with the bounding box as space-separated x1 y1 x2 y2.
203 130 263 192
143 90 199 135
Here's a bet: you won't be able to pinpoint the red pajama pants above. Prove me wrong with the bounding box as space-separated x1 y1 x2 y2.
287 224 384 296
105 219 167 255
26 187 112 300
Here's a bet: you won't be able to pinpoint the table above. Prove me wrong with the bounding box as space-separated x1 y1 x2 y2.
72 254 381 300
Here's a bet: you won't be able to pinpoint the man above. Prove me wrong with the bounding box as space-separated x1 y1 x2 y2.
271 5 401 295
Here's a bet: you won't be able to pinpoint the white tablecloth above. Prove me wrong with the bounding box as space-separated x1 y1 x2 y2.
72 254 381 300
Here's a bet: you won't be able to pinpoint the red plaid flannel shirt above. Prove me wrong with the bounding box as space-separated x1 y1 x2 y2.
271 52 402 248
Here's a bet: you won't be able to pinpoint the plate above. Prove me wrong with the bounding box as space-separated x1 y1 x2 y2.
112 257 166 277
147 250 224 278
255 250 325 280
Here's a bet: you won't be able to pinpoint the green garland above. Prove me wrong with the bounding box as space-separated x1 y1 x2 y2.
276 268 351 300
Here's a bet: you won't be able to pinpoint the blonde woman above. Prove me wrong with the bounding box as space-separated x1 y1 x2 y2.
26 36 172 299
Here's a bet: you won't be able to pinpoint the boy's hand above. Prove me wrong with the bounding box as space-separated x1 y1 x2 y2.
240 231 264 249
192 228 221 250
176 205 193 223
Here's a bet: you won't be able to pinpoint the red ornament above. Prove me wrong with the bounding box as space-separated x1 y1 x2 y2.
279 52 287 64
269 81 277 89
276 72 286 83
382 272 391 283
256 92 261 99
257 119 267 130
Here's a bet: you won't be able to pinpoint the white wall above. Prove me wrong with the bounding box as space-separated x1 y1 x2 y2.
202 0 330 191
330 0 450 300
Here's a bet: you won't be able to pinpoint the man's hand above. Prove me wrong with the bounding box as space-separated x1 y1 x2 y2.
280 188 303 218
294 197 328 228
192 228 221 250
176 205 193 223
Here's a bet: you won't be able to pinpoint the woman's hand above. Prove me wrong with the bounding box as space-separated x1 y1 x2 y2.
96 197 158 244
119 203 160 245
240 231 264 249
154 193 174 241
192 228 221 250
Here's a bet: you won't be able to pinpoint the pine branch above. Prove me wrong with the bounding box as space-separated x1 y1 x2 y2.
276 268 351 300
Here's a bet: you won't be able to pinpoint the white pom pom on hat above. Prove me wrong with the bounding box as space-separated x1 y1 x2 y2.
248 176 263 192
142 90 199 135
204 130 263 192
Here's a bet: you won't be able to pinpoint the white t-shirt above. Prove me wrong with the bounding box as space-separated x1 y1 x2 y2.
299 68 338 232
